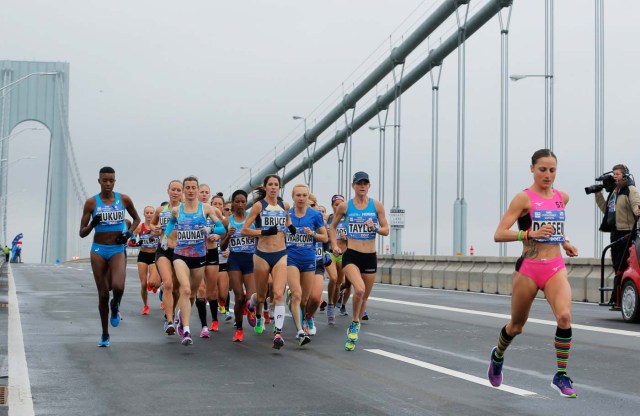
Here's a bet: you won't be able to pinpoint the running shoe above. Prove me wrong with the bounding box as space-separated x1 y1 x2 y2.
327 305 336 326
339 305 349 316
181 331 193 346
346 321 359 342
164 321 176 336
147 283 152 292
224 310 233 321
158 287 163 301
344 339 356 351
263 310 271 324
152 286 157 294
307 318 317 336
98 334 110 347
255 317 264 335
110 299 121 327
142 305 150 315
232 328 244 342
319 300 327 312
362 310 369 321
219 305 227 314
209 320 219 332
296 331 311 346
551 373 577 398
272 333 285 349
487 347 504 387
246 299 257 327
200 326 210 338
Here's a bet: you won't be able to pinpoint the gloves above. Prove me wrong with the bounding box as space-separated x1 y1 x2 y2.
323 252 332 266
288 224 297 235
115 231 131 244
90 214 102 227
261 225 278 236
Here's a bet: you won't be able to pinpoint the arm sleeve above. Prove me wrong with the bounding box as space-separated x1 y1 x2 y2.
212 220 226 236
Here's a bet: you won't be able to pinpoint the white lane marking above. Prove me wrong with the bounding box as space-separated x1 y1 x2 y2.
367 295 640 338
7 264 35 416
365 349 538 397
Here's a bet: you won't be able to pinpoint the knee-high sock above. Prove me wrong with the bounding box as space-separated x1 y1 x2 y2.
195 298 207 327
209 299 218 322
555 327 572 374
274 304 285 332
494 326 515 361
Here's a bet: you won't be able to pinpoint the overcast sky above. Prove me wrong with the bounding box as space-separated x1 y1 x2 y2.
2 0 640 263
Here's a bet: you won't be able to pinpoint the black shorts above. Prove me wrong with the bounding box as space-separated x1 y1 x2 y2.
219 262 228 272
342 248 377 274
173 253 206 270
155 245 174 262
315 259 325 275
137 251 156 265
206 248 219 266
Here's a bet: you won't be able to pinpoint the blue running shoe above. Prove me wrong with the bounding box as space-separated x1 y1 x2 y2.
98 335 110 347
344 338 356 351
551 373 577 398
346 321 359 342
110 299 121 327
307 318 316 336
487 347 504 387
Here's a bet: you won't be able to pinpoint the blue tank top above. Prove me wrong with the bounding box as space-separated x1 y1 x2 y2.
229 212 256 254
256 199 287 233
174 203 207 257
286 208 324 261
158 205 172 232
346 198 378 241
93 192 126 233
328 214 347 241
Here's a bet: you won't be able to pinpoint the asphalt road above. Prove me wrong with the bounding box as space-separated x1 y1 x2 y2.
8 262 640 416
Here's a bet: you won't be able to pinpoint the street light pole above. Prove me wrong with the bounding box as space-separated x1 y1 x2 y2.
240 166 253 188
510 74 554 149
0 127 45 144
293 115 313 191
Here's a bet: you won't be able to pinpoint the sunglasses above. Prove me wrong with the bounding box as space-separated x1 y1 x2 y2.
223 208 231 211
310 203 317 208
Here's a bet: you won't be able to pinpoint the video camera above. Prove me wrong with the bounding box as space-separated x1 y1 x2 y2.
585 172 617 195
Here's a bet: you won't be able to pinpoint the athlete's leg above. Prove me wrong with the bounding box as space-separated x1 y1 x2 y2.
544 270 575 378
156 256 176 322
137 262 149 308
252 255 271 317
356 272 375 321
287 266 303 332
216 269 229 317
90 252 110 337
326 261 338 305
108 252 127 310
205 264 219 322
343 264 365 320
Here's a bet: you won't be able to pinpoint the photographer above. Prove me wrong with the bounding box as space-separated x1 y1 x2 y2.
594 164 640 304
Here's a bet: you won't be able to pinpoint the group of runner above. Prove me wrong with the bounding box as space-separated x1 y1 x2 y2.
79 148 579 398
80 168 389 352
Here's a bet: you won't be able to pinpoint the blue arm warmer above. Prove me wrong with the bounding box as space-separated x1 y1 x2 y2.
212 220 226 236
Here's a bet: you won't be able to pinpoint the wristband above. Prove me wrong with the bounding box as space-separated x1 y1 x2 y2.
517 230 523 242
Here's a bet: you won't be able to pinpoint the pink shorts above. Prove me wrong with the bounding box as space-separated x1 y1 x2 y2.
515 255 566 290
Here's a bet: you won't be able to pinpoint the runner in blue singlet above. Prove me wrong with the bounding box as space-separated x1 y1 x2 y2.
242 174 295 349
79 166 140 347
285 185 327 346
222 189 257 342
150 180 182 335
168 176 225 346
329 171 389 351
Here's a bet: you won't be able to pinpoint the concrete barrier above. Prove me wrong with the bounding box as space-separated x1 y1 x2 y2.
377 255 613 303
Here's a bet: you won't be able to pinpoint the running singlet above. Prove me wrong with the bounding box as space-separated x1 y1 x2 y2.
229 213 256 254
93 192 126 233
158 205 173 232
286 208 324 261
138 224 158 249
328 214 347 241
519 188 565 244
255 199 287 233
345 198 378 241
174 203 208 257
